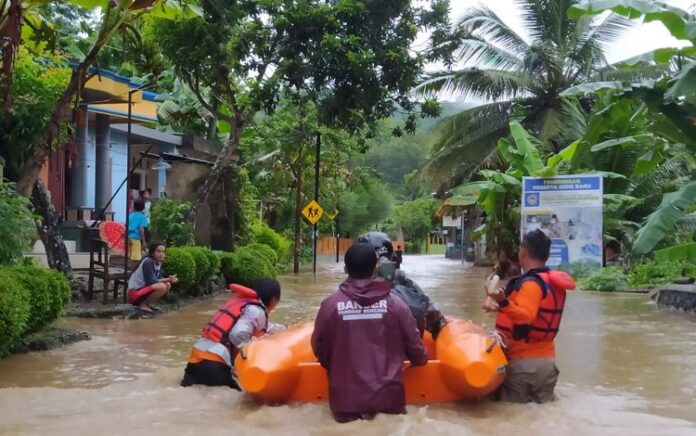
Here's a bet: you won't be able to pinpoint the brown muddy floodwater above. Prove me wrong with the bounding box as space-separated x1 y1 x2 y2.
1 255 695 435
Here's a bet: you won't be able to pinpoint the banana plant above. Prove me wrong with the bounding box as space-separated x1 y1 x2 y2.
452 121 565 265
633 181 696 254
566 1 696 152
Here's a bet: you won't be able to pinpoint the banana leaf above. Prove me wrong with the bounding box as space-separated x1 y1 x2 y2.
633 181 696 254
654 243 696 263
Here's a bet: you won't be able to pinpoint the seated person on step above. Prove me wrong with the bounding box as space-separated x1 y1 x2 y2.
127 241 178 313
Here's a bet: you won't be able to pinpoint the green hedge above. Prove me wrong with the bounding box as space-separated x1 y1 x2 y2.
0 263 71 357
163 247 196 295
246 243 279 270
250 223 291 265
220 246 276 287
0 270 31 356
182 246 211 285
205 249 221 276
580 267 629 292
628 260 685 288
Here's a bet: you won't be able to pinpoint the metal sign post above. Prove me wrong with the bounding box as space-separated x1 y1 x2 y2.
313 133 321 274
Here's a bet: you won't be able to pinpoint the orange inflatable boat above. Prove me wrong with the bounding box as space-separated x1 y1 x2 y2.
234 320 508 404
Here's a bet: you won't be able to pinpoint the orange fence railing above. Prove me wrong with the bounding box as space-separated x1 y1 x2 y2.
316 237 406 256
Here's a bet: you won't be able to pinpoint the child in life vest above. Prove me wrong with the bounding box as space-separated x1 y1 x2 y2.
181 279 284 389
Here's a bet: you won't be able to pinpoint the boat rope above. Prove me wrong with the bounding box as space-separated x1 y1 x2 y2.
486 329 506 353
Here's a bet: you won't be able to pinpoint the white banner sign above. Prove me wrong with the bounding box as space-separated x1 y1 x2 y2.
521 175 603 270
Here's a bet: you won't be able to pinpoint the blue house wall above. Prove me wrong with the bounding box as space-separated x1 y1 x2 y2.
109 130 129 223
68 122 167 224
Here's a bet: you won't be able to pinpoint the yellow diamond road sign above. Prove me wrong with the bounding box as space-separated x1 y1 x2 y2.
327 209 339 221
301 200 324 225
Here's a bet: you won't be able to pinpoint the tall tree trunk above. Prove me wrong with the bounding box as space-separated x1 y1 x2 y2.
15 41 105 196
293 159 303 274
221 166 238 250
32 180 72 278
16 71 80 196
0 0 22 118
206 100 219 140
15 1 126 196
193 118 244 233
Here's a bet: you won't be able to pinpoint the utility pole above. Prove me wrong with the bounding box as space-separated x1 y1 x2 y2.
313 132 321 274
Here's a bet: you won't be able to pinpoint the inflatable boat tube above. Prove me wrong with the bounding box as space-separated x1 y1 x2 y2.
234 319 507 404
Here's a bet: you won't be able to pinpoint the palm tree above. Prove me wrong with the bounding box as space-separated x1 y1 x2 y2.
420 0 634 185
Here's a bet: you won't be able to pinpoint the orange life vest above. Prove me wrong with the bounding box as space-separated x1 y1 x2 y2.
495 268 575 342
201 284 267 353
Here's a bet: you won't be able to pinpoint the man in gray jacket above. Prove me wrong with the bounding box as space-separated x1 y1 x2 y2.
357 232 447 337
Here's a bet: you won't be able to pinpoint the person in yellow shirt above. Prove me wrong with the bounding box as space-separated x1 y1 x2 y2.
485 229 575 403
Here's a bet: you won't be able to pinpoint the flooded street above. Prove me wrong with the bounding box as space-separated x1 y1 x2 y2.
0 255 695 435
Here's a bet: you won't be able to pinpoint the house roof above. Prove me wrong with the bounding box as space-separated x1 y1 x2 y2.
110 124 182 147
70 64 160 122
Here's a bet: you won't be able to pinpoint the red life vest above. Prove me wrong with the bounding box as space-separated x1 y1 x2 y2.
201 284 267 351
495 268 575 342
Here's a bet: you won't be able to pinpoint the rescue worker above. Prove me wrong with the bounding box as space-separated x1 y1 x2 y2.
357 232 447 337
181 279 284 389
312 243 428 423
484 229 576 403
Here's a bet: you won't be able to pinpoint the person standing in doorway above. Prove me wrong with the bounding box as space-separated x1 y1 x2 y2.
140 189 153 221
484 229 575 403
393 245 404 269
128 200 148 262
139 189 153 242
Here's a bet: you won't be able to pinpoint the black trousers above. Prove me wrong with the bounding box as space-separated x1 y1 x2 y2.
180 360 241 390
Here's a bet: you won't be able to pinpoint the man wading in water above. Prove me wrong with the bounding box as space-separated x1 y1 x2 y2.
484 229 575 403
312 243 428 422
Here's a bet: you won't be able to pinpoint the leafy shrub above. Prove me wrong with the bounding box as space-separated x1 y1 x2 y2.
405 242 421 254
0 181 36 265
182 246 211 284
43 267 71 321
0 269 31 356
250 223 291 264
220 247 276 287
299 245 313 264
684 263 696 280
246 243 279 269
150 200 195 246
581 267 629 292
6 263 71 333
558 259 602 279
219 253 235 282
206 249 221 276
628 260 685 288
163 247 196 294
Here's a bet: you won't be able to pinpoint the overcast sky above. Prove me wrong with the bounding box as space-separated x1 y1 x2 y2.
439 0 693 66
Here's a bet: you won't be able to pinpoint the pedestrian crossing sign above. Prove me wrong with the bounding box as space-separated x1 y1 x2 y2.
301 200 324 225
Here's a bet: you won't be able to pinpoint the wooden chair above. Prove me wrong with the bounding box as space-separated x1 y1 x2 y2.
88 239 129 304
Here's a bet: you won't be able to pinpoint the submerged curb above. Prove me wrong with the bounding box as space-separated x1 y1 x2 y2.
10 328 91 354
66 276 227 319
